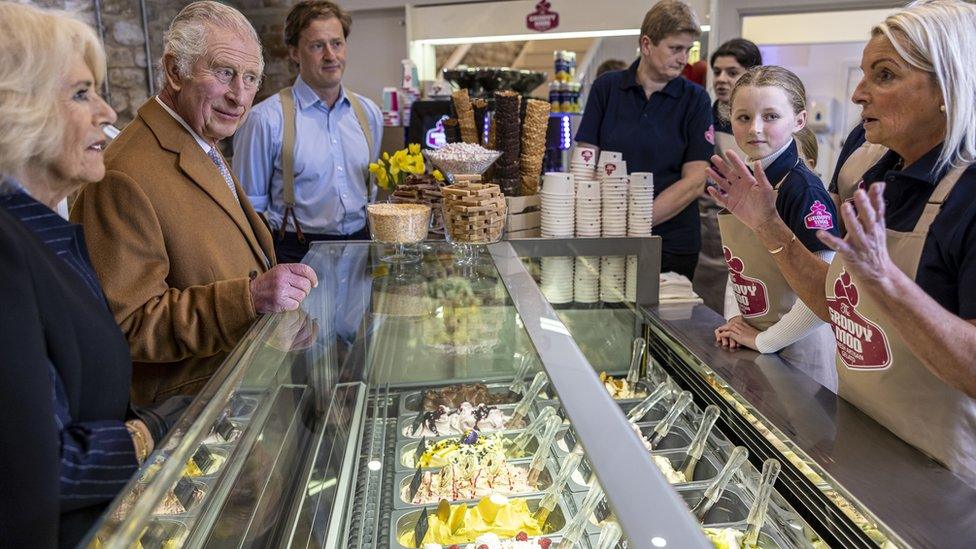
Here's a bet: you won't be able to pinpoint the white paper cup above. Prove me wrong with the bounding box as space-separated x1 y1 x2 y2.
630 172 653 186
542 172 575 195
572 147 599 167
600 160 627 178
598 150 623 165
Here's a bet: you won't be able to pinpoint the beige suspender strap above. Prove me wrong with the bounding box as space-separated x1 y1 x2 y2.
346 90 375 193
277 87 303 241
279 87 297 207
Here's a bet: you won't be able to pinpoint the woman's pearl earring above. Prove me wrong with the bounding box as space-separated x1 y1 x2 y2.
940 104 946 113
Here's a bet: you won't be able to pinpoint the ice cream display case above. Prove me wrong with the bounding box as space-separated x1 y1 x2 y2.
84 239 976 548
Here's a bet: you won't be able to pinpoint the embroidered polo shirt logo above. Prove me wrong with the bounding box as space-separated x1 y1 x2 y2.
826 269 892 369
804 200 834 230
705 124 715 145
723 247 768 317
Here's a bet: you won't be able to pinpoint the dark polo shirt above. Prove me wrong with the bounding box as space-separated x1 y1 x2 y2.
576 59 713 255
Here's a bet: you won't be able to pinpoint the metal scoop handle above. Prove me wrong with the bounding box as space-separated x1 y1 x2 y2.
626 382 671 423
626 337 647 384
509 371 548 425
744 459 782 546
693 446 749 521
649 391 693 449
511 406 556 454
679 405 721 479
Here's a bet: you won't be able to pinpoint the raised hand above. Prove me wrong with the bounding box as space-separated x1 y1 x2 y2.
817 184 896 285
706 150 779 231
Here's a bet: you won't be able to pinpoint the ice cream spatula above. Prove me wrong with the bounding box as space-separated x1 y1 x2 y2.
691 446 749 522
744 459 782 547
508 352 533 396
508 371 548 426
511 406 556 455
533 452 582 525
557 482 605 549
648 391 693 450
626 337 647 385
678 405 721 480
528 416 562 486
626 382 672 423
595 521 623 549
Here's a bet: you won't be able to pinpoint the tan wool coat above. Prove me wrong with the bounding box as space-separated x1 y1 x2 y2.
71 98 276 404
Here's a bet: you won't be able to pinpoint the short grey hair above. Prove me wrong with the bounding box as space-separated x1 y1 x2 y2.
874 0 976 173
157 1 264 91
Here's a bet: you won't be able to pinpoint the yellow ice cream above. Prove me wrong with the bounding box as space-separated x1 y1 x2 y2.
703 528 749 549
399 495 542 546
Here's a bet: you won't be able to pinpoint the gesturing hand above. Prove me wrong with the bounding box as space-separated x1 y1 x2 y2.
817 184 897 286
249 263 319 314
706 150 779 231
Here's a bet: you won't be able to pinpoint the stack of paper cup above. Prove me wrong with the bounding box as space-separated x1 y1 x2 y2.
628 172 654 236
601 159 629 237
597 150 623 168
540 172 575 238
574 256 600 303
575 178 601 237
570 147 599 181
540 257 574 304
625 255 638 302
600 256 626 303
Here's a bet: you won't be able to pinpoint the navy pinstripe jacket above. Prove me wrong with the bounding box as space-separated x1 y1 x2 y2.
0 187 137 547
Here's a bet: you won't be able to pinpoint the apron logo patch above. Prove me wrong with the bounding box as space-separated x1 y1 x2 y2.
826 269 892 369
705 124 715 145
723 246 769 317
804 200 834 230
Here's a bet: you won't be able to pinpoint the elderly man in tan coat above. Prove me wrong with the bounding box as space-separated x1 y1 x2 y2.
72 1 317 404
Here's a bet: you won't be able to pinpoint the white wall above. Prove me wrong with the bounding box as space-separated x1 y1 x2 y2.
757 42 868 177
342 8 407 107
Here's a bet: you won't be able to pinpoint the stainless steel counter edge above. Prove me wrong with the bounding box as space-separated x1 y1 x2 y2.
642 303 976 548
489 241 710 549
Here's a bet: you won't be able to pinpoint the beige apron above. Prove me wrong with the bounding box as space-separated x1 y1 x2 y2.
834 141 888 233
718 167 838 392
825 164 976 485
695 130 743 312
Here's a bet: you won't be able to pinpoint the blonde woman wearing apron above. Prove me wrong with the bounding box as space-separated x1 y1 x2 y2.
714 66 839 392
706 0 976 486
694 39 763 312
827 123 888 234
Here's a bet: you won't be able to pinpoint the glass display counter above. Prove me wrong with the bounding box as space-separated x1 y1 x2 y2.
85 239 976 548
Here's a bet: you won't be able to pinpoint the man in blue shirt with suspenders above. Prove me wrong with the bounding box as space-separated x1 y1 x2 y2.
234 0 383 263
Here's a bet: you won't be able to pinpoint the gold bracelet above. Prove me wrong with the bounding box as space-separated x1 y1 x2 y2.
125 421 149 464
768 234 797 255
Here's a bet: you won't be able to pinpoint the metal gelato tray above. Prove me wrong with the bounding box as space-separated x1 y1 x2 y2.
569 447 725 493
396 430 544 472
389 493 573 549
393 458 558 510
586 484 753 532
555 420 698 458
396 403 535 441
398 381 543 416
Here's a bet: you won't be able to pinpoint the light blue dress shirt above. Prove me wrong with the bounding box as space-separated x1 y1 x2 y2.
233 76 383 235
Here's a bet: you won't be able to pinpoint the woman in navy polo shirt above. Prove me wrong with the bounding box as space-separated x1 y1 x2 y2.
707 0 976 486
576 0 713 280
